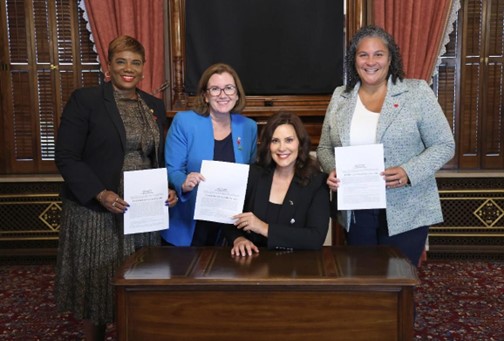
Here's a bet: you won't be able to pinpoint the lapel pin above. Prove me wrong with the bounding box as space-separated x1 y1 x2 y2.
289 200 293 205
290 218 295 224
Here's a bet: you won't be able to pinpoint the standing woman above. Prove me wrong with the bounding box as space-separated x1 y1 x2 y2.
162 63 257 246
55 35 177 340
317 26 455 266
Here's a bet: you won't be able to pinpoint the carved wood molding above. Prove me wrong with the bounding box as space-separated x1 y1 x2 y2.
346 0 371 43
168 0 187 109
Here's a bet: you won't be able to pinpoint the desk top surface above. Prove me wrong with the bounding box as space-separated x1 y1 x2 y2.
114 246 419 287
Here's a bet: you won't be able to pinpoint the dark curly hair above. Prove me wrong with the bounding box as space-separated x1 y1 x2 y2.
345 25 405 92
257 112 319 186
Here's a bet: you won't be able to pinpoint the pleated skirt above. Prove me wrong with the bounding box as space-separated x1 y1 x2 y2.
55 198 160 325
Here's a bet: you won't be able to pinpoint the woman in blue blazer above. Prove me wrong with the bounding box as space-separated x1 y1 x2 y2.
162 63 257 246
224 112 330 255
317 26 455 266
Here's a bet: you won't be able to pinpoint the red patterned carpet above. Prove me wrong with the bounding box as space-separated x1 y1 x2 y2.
0 264 115 341
0 259 503 340
414 260 504 340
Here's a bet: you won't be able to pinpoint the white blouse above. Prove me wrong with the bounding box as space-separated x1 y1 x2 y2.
349 94 380 146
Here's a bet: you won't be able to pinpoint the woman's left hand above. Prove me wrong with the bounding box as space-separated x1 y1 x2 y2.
382 166 409 188
165 189 178 207
231 237 260 256
233 212 269 237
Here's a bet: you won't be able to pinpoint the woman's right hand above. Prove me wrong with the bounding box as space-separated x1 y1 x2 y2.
97 190 128 213
231 236 259 257
181 172 205 193
327 169 340 192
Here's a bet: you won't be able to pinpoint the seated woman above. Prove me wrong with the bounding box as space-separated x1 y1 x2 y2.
225 112 330 256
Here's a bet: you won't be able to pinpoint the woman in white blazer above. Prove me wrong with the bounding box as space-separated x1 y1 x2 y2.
317 26 455 266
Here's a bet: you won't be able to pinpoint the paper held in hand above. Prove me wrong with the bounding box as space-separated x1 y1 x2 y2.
335 144 386 210
194 160 249 224
123 168 169 235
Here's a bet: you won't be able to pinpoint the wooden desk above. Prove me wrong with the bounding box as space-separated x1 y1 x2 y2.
114 246 419 341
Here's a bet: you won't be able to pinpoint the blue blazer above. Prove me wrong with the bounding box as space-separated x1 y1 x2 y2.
161 110 257 246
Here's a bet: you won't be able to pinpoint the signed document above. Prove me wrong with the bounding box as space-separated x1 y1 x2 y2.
194 160 249 224
335 144 386 210
123 168 168 235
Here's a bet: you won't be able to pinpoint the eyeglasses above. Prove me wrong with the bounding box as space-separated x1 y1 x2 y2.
206 85 237 97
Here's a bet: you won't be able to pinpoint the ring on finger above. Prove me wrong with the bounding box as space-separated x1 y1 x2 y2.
398 179 402 184
112 202 116 207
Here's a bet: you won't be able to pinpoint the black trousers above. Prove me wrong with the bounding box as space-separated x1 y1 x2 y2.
346 209 428 266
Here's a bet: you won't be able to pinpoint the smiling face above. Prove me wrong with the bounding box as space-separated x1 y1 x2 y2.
108 50 144 94
270 124 299 172
355 37 391 88
204 72 239 116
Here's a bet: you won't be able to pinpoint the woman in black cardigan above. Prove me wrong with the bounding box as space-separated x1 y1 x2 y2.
54 35 177 341
225 112 330 256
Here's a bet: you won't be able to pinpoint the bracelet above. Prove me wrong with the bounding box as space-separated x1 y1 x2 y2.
97 189 106 202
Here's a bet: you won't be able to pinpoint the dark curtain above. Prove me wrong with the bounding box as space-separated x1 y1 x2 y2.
185 0 344 95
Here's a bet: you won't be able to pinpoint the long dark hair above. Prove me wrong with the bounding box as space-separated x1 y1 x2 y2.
257 112 319 186
345 25 405 92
